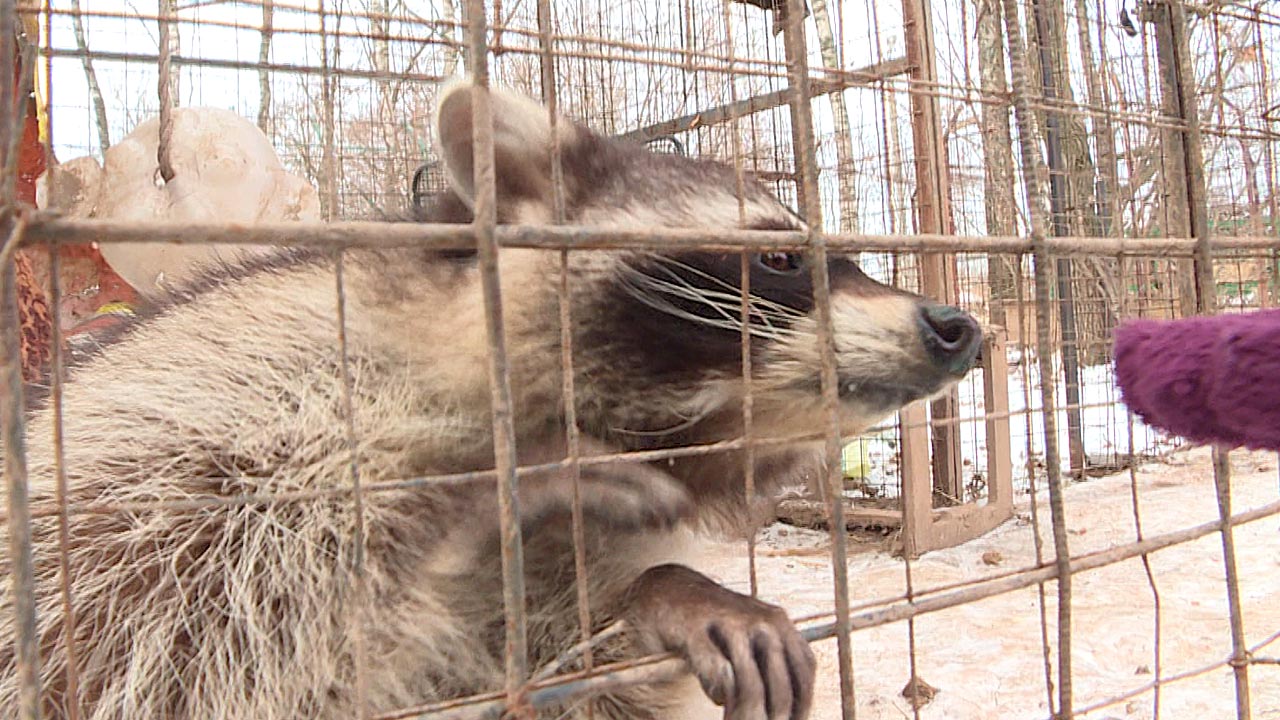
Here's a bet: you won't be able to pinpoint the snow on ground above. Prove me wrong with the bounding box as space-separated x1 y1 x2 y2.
966 357 1178 482
844 354 1181 498
692 446 1280 719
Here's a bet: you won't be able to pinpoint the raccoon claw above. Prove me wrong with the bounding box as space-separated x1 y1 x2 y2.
626 565 815 720
684 600 815 720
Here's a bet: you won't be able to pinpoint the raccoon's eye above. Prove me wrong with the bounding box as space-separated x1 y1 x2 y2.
756 251 805 275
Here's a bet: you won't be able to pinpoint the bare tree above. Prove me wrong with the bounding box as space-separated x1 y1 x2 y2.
258 0 273 132
369 0 400 212
975 0 1017 328
70 0 111 154
1145 1 1201 318
810 0 859 232
439 0 464 76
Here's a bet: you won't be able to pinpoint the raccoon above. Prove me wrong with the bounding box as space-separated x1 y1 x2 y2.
0 81 982 720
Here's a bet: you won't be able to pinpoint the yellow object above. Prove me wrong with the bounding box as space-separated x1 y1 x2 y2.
842 439 873 480
23 3 49 145
95 302 136 317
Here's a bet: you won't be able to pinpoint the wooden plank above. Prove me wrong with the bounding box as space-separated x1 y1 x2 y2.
983 328 1014 515
616 57 910 145
843 507 903 528
922 330 1014 551
903 0 964 503
777 500 903 530
898 402 933 557
925 504 1009 551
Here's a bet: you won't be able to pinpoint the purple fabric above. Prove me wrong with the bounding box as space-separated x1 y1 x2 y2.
1113 309 1280 451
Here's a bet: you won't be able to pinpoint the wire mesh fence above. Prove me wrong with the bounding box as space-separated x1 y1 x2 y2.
1 0 1278 719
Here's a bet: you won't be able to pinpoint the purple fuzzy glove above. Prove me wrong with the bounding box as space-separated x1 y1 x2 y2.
1113 309 1280 452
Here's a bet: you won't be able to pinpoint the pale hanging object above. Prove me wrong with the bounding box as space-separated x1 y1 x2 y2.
38 107 320 298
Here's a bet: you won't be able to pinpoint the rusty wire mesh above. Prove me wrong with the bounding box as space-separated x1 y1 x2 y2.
1 0 1279 719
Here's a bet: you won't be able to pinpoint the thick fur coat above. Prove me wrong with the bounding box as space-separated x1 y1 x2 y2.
1 82 982 719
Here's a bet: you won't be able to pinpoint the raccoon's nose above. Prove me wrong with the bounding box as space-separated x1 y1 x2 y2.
918 305 983 375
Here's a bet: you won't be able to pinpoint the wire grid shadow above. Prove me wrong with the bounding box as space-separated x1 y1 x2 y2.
0 0 1278 719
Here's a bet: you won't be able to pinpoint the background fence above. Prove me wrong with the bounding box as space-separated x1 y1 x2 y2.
2 0 1279 718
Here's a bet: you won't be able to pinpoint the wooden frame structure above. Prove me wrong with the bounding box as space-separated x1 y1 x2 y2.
893 0 1013 555
625 0 1017 556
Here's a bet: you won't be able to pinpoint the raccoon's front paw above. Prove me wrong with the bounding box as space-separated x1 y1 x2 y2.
522 459 694 534
626 564 815 720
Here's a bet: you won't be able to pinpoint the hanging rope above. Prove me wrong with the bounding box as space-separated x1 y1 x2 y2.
156 0 176 183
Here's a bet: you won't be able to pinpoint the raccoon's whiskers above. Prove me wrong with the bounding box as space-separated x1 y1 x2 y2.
646 255 808 321
617 263 805 343
608 407 716 437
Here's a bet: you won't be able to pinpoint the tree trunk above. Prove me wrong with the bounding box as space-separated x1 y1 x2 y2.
318 6 338 220
1252 7 1278 307
258 0 273 132
441 0 464 77
1027 0 1122 367
1069 0 1121 360
809 0 859 232
975 0 1017 329
69 0 111 153
1025 0 1099 237
1027 0 1086 475
370 0 400 213
1073 0 1119 236
1146 1 1200 318
884 94 910 238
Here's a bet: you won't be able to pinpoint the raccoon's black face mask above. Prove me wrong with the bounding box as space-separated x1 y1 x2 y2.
427 82 982 438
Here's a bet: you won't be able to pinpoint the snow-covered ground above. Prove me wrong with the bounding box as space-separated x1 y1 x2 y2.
694 446 1280 719
844 351 1181 499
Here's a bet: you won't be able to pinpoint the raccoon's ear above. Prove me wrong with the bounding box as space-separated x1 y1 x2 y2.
434 80 559 210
